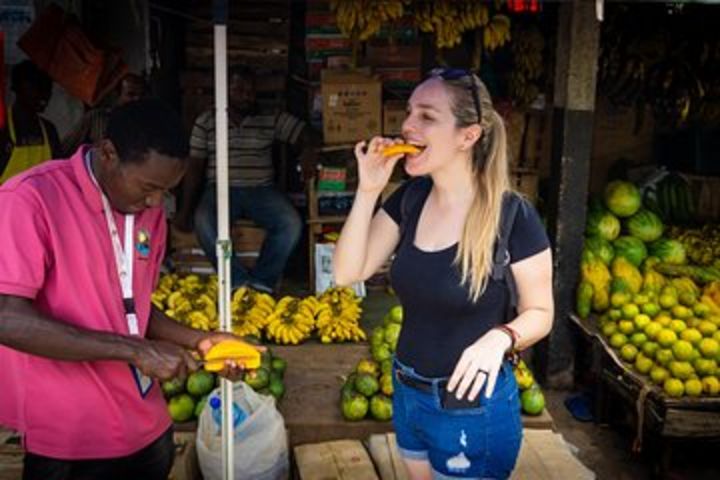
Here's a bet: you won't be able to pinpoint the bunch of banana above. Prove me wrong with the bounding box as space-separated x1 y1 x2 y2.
230 286 276 337
316 287 367 343
482 14 511 52
667 226 720 266
509 25 545 107
265 296 316 345
415 0 489 50
330 0 406 43
152 274 219 331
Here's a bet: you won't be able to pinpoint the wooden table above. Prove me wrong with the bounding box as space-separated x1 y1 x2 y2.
569 313 720 477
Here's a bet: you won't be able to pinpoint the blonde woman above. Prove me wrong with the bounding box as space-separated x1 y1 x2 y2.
333 69 554 480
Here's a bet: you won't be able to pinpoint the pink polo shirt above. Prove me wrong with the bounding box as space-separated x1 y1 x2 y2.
0 146 171 459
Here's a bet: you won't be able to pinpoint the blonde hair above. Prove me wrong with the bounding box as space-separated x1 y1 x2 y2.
437 73 512 302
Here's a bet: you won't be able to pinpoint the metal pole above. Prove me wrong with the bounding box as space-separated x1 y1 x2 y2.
213 1 233 479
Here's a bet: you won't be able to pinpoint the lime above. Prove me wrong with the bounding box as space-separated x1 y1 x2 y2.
620 344 639 362
699 338 720 359
161 378 185 398
379 373 394 396
656 348 674 366
369 394 393 421
634 314 652 331
659 294 678 309
633 294 650 305
610 292 630 308
186 370 215 397
693 303 711 318
641 302 661 317
698 321 718 337
520 387 546 416
663 378 684 398
685 379 703 397
354 373 380 397
671 340 695 362
243 368 270 390
380 359 393 376
642 341 660 359
622 304 640 320
356 359 380 377
657 329 678 348
649 366 669 385
635 354 654 374
702 376 720 395
669 361 694 380
609 333 628 349
602 322 618 338
388 305 403 323
655 314 672 327
680 328 703 346
644 322 663 340
608 309 623 321
168 394 195 423
271 357 288 376
672 305 692 320
693 358 717 377
268 378 285 401
341 392 369 421
618 320 635 335
194 395 209 418
669 319 687 334
630 332 648 348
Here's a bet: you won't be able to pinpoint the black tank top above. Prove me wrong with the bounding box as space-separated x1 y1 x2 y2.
383 179 550 377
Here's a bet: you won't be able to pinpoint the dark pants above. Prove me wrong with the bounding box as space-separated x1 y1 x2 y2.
22 427 175 480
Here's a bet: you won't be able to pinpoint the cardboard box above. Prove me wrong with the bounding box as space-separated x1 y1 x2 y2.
321 69 382 144
383 100 406 136
295 439 378 480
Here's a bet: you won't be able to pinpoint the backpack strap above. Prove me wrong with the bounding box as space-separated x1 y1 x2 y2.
399 177 432 240
491 192 523 321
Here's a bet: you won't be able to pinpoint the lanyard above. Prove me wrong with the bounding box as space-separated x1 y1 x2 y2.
86 152 139 335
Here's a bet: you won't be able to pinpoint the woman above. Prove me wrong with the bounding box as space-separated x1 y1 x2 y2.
333 69 554 479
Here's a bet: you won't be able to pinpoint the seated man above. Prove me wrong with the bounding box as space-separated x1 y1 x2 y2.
60 73 146 156
0 60 60 184
174 66 317 293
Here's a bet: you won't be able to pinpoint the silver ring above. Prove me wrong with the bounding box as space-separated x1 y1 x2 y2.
477 369 488 376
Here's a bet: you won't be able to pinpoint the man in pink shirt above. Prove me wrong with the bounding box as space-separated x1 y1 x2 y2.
0 99 251 480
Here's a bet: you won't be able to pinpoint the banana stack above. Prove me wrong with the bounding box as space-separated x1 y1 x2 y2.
509 25 545 107
415 0 491 50
482 14 511 52
230 287 276 338
330 0 406 43
152 274 219 331
316 287 367 343
265 296 317 345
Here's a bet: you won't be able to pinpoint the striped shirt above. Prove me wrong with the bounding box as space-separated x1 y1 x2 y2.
190 110 305 187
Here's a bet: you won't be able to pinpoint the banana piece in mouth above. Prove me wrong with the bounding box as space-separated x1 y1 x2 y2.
381 144 423 157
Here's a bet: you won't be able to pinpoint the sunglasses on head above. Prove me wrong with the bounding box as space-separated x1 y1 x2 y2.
428 68 483 124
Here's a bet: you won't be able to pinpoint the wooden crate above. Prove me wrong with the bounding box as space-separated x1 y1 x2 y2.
168 432 201 480
295 439 379 480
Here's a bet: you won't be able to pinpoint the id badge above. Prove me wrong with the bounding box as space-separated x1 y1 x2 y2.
130 365 154 397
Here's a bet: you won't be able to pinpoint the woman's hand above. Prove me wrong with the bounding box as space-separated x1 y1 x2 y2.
354 136 404 194
446 329 513 401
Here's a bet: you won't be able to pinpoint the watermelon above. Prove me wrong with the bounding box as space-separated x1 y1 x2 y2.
584 236 615 265
586 209 621 241
613 236 647 267
649 239 686 265
626 209 664 242
604 181 641 217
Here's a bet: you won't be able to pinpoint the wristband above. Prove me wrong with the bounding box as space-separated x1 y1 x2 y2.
493 324 519 352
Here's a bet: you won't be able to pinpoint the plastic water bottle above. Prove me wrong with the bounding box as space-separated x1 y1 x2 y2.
209 396 247 434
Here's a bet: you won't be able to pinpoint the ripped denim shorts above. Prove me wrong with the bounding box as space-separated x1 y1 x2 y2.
392 358 522 480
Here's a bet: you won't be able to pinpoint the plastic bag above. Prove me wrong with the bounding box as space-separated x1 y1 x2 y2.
196 382 288 480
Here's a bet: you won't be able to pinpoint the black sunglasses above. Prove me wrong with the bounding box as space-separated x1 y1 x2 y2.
429 68 483 124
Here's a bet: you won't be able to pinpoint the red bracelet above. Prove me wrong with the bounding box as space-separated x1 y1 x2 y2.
493 324 520 352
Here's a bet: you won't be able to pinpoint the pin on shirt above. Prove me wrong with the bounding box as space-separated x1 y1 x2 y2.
136 229 151 258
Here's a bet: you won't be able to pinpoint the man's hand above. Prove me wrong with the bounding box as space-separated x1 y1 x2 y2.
132 339 199 381
196 332 266 382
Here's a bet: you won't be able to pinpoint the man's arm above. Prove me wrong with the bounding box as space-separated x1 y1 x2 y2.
0 294 196 379
290 126 319 182
173 115 209 231
147 305 204 350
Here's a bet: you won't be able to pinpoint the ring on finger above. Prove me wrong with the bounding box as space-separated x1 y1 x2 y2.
476 369 489 376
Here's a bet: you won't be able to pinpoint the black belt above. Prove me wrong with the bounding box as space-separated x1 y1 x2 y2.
395 369 436 394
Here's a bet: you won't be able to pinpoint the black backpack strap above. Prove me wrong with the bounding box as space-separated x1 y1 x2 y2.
399 177 432 239
491 193 522 320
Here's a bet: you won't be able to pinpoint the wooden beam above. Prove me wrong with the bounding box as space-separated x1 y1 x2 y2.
537 1 601 387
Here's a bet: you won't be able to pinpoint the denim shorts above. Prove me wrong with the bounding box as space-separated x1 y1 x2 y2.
392 358 522 480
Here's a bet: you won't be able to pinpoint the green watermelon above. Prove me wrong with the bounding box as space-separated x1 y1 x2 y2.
649 239 686 265
626 209 664 242
584 236 615 265
604 181 641 217
613 236 647 267
586 209 621 241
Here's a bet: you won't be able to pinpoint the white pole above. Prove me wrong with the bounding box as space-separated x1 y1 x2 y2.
213 1 233 479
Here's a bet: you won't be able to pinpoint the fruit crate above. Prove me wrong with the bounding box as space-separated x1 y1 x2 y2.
569 313 720 477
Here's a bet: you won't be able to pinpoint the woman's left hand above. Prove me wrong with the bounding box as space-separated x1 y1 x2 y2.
446 329 513 401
